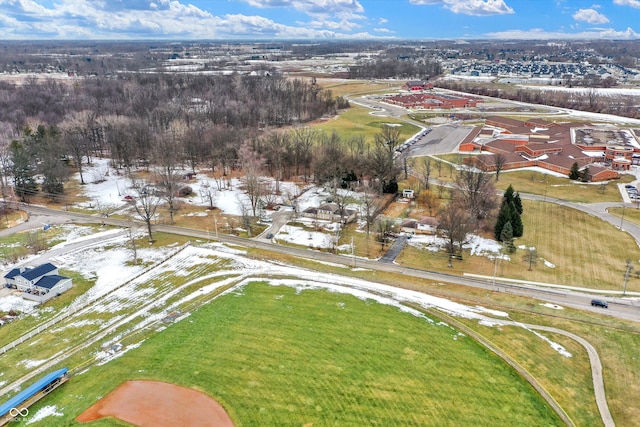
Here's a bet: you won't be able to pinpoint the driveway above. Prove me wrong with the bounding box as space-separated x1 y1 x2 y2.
379 235 407 263
255 209 293 240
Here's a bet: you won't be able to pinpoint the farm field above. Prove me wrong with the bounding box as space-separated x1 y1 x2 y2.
21 282 563 426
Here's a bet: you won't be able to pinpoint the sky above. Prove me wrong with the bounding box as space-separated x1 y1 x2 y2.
0 0 639 40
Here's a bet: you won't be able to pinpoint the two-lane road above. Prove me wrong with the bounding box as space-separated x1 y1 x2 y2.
12 204 640 323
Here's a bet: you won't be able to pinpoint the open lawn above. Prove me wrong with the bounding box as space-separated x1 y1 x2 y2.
456 317 600 426
494 170 632 203
396 200 640 292
312 105 420 142
431 155 632 204
25 283 562 426
499 310 640 427
316 79 400 98
608 206 640 227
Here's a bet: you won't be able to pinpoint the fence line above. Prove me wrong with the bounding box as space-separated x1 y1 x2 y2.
0 243 190 355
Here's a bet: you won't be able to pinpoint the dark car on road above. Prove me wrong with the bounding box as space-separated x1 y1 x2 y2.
591 299 608 308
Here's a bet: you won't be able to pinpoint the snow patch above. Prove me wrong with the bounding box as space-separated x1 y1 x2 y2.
26 405 63 424
541 303 564 310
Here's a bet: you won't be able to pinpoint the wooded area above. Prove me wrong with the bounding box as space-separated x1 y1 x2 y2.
0 72 349 201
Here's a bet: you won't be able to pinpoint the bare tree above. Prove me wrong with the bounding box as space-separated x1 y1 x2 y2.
263 132 290 194
454 168 498 229
436 179 448 199
291 127 317 180
237 197 254 237
437 199 473 264
368 138 400 194
375 216 395 253
374 124 402 156
435 158 443 177
420 189 439 217
494 153 506 182
360 188 384 237
128 227 139 265
154 130 184 224
199 179 217 209
60 111 93 185
523 247 538 271
412 156 432 190
156 167 182 224
132 182 161 244
238 143 265 218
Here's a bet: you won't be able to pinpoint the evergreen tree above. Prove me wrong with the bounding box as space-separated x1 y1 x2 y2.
510 201 524 237
569 162 580 180
9 140 38 201
495 199 511 240
513 192 523 215
504 184 515 205
581 166 590 183
500 221 516 253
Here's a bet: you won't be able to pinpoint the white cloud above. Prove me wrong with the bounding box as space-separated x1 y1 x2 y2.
374 27 394 33
0 0 376 39
614 0 640 8
379 17 388 24
309 19 361 31
486 27 640 40
410 0 514 16
233 0 368 33
241 0 365 18
573 8 609 24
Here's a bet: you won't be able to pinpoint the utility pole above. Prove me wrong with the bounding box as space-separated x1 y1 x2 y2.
620 205 626 230
351 236 356 268
623 259 633 296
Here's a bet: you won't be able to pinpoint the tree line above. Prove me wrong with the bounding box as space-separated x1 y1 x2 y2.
0 72 347 201
436 79 640 119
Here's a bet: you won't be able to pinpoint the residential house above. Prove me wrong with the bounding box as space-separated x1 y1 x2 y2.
400 217 439 235
302 203 358 224
4 263 73 303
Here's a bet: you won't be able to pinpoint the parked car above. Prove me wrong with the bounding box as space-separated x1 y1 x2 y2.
266 233 274 239
591 299 608 308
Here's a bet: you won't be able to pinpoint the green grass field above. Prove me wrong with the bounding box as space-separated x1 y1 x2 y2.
396 200 640 292
23 283 562 426
313 105 420 143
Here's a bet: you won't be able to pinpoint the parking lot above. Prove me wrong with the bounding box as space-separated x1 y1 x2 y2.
398 124 475 158
622 183 640 203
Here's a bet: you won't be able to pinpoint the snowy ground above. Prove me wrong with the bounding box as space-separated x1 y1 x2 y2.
76 158 309 218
